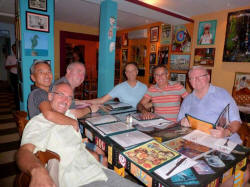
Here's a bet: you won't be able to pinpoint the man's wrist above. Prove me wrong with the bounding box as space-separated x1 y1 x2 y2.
225 128 233 137
87 106 92 113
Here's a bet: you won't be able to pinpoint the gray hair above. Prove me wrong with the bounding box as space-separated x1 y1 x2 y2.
188 66 208 77
30 60 51 75
66 62 85 72
153 64 168 75
50 82 72 93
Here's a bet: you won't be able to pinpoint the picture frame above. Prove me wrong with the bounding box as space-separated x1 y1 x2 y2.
160 24 171 45
28 0 47 12
170 54 190 70
197 20 217 45
194 48 215 67
233 72 250 92
150 43 157 53
26 12 49 32
122 33 128 47
158 46 169 65
223 9 250 62
150 26 159 42
149 53 156 64
172 25 191 53
122 49 128 62
170 73 187 87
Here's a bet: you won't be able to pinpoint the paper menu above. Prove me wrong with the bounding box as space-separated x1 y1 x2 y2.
109 130 153 149
133 118 175 129
183 130 237 154
154 155 197 180
85 115 118 126
95 121 134 135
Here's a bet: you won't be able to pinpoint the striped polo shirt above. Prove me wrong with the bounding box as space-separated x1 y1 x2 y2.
144 81 188 122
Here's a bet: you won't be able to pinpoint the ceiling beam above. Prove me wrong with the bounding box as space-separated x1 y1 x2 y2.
125 0 194 23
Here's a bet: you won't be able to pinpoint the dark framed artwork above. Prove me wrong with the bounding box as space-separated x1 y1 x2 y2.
26 12 49 32
223 9 250 62
28 0 47 11
194 48 215 67
122 49 128 62
170 73 187 87
158 46 169 65
149 53 156 64
150 26 159 42
197 20 217 45
170 54 190 70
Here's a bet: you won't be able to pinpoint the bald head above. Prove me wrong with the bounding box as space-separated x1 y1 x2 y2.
65 62 86 89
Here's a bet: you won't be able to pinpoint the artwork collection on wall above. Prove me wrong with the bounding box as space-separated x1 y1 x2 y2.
194 48 215 67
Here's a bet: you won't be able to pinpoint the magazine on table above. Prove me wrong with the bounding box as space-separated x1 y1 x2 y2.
186 104 230 134
104 102 132 111
122 140 180 172
109 130 153 149
95 121 135 136
183 130 237 154
162 137 212 160
85 114 118 126
154 155 197 180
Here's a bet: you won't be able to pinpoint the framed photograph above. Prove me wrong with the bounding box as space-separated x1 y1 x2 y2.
158 46 169 65
170 54 190 70
233 72 250 92
149 53 156 64
29 0 47 12
150 43 157 52
172 25 191 52
197 20 217 45
223 9 250 62
150 26 159 42
194 48 215 67
160 24 171 45
122 33 128 47
122 49 128 62
170 73 187 87
26 12 49 32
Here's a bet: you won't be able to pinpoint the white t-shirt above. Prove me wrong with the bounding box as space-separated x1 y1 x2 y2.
5 55 17 74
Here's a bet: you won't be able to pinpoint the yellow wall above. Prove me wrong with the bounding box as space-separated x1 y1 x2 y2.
54 21 99 79
191 6 250 94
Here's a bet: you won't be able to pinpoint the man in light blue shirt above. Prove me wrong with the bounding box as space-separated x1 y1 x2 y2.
178 66 242 144
87 62 147 108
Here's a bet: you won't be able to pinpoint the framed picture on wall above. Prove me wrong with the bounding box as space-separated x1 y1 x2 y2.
150 26 159 42
170 73 187 87
149 53 156 64
194 48 215 67
26 12 49 32
29 0 47 12
170 54 190 70
150 43 157 52
197 20 217 45
158 46 169 65
122 49 128 62
233 72 250 92
122 33 128 47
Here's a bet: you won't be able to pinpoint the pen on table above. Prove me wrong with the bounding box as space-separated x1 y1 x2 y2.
166 157 187 176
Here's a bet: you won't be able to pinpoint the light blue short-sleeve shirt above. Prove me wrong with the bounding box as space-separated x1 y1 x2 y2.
177 84 242 144
108 81 147 108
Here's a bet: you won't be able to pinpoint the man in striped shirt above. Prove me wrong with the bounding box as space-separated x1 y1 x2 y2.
137 65 188 122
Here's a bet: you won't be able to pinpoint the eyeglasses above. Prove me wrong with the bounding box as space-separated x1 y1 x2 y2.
154 73 167 77
189 74 208 81
52 92 73 101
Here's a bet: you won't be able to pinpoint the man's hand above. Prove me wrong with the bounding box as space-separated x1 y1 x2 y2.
30 167 56 187
90 104 99 113
141 111 155 120
210 126 227 138
180 117 191 127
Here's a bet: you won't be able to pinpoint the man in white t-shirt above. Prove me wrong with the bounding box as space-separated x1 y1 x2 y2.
5 44 19 110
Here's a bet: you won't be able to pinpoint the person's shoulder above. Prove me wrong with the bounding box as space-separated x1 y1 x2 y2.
137 81 147 88
30 87 47 97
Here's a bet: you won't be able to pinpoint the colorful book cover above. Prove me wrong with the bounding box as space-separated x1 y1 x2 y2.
163 137 212 160
122 140 180 171
193 160 215 175
170 168 200 185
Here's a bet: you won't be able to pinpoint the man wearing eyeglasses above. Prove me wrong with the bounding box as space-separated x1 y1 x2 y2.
137 64 188 121
177 66 242 143
18 83 141 187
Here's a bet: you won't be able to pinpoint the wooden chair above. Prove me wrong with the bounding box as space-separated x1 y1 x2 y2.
13 111 29 137
15 150 60 187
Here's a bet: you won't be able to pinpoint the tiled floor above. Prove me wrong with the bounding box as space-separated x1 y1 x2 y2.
0 81 20 187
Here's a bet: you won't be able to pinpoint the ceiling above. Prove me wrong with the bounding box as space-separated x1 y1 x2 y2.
0 0 249 30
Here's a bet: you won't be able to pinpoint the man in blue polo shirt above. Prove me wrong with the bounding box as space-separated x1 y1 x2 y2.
177 66 242 144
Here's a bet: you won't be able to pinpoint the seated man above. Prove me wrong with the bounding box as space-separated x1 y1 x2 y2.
16 83 141 187
137 65 188 121
86 62 147 108
28 61 106 165
177 66 242 144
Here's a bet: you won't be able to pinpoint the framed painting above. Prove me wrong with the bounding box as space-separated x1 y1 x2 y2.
223 9 250 62
26 12 49 32
233 72 250 92
150 43 157 53
160 24 171 45
197 20 217 45
122 49 128 62
170 73 187 87
170 54 190 70
158 46 169 65
150 26 159 42
194 48 215 67
28 0 47 12
172 25 191 52
149 53 156 64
